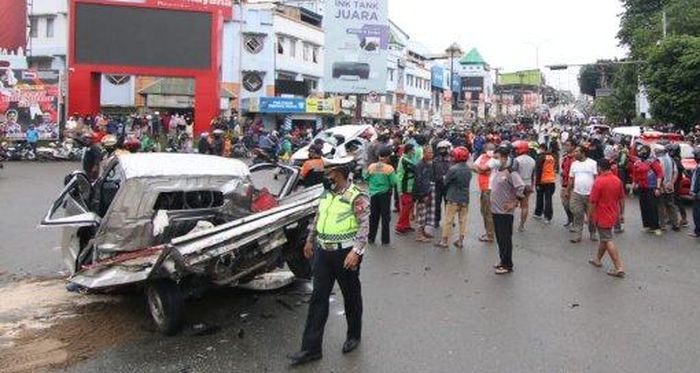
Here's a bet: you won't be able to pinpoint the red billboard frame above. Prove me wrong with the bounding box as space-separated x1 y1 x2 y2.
68 0 231 136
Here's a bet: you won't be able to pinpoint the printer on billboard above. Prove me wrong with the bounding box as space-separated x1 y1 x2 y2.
332 62 371 80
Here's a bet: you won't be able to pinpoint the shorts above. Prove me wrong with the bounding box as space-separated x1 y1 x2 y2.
597 227 614 242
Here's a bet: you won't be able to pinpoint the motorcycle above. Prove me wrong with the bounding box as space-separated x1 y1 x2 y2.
36 143 58 162
7 142 36 161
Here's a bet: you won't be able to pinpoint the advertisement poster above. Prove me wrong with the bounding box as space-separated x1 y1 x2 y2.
324 0 389 94
0 69 60 140
258 97 306 113
306 98 336 114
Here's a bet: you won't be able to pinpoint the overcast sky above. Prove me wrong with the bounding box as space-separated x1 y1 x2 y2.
388 0 628 92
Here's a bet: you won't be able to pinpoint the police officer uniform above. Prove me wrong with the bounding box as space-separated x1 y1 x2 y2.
289 158 370 366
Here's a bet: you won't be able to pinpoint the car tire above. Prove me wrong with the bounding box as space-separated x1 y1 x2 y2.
146 280 185 336
284 221 312 280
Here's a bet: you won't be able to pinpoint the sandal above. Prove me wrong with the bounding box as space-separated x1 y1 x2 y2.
494 266 512 275
434 242 449 248
478 235 494 243
588 259 603 268
607 271 626 278
416 236 431 243
453 241 464 249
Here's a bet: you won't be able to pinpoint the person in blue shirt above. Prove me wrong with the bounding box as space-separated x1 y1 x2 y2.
25 125 39 153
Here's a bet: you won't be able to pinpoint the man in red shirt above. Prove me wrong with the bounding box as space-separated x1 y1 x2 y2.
560 140 575 228
588 159 626 278
632 145 663 235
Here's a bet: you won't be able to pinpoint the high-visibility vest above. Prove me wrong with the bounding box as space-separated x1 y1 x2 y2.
315 185 363 243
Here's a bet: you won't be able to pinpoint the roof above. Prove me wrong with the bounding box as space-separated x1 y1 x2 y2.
117 153 250 180
139 78 236 98
459 48 486 65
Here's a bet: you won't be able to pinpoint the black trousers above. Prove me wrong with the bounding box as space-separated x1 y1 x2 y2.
301 247 362 354
493 214 514 270
369 191 391 244
534 183 556 220
433 182 446 226
639 188 660 230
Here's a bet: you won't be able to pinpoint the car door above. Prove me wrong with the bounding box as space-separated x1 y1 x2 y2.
41 171 101 274
249 163 300 199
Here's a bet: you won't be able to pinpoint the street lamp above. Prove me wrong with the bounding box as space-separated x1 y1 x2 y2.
445 42 463 109
523 40 548 70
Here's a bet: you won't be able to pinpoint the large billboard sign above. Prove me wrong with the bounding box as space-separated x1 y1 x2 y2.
324 0 390 94
69 0 229 136
0 69 60 140
0 0 27 55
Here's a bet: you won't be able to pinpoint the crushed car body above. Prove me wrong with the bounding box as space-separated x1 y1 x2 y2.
41 153 323 334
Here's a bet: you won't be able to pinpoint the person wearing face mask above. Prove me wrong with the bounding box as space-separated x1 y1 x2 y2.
490 144 526 275
632 145 663 235
473 142 497 242
432 141 452 227
290 158 369 366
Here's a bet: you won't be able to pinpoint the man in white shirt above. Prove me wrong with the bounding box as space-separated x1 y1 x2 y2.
567 145 598 243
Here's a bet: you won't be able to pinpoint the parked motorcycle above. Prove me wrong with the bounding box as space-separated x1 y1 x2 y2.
7 142 36 161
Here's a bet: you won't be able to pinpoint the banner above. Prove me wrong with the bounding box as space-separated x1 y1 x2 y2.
0 69 60 140
324 0 389 94
306 98 336 114
258 97 305 113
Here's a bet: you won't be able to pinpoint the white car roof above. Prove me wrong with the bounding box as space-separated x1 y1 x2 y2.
317 124 372 139
117 153 250 179
611 126 642 137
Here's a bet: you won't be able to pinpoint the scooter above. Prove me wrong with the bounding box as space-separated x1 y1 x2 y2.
7 142 36 161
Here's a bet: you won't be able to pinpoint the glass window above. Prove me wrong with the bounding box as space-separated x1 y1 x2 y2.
46 18 54 38
277 37 285 54
30 17 38 38
243 72 263 92
385 95 393 105
289 39 296 57
303 43 310 61
312 47 319 63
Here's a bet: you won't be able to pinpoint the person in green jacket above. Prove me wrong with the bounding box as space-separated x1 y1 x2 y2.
365 146 398 245
395 144 416 233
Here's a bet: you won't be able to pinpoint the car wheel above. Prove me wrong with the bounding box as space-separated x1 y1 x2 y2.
146 280 184 336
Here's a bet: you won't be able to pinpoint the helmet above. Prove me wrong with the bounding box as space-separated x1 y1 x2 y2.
496 141 513 157
213 129 224 136
437 140 452 150
451 146 470 162
666 143 681 158
513 140 529 156
101 135 117 147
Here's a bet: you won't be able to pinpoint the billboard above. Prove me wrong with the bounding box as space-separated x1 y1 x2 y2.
323 0 389 94
75 3 212 69
0 69 60 140
306 98 336 114
253 97 306 113
0 0 27 55
461 76 484 93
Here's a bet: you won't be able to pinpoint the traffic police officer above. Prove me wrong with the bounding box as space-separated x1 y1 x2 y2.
289 157 370 366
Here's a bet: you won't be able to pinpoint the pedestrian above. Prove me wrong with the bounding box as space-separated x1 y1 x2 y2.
654 145 680 231
414 146 435 243
289 159 369 366
560 140 576 228
490 143 526 275
433 141 452 227
568 145 599 243
365 146 397 245
512 140 536 232
81 133 103 182
588 159 626 278
395 144 416 234
472 142 496 242
300 145 325 187
534 143 557 224
689 146 700 238
25 125 39 154
667 144 689 227
633 145 663 236
436 147 472 249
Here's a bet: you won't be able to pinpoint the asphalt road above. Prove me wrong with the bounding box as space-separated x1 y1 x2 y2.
1 162 699 372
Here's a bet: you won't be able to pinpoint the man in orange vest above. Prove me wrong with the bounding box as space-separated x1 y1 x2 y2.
534 143 557 224
473 142 497 242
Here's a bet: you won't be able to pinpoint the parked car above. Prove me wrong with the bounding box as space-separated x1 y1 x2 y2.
41 153 323 334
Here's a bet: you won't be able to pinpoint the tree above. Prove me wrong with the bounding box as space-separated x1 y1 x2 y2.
642 35 700 129
592 64 639 125
578 62 617 97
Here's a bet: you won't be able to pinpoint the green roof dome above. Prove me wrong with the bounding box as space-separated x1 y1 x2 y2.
459 48 486 65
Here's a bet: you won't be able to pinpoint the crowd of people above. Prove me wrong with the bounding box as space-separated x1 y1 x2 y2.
293 120 700 279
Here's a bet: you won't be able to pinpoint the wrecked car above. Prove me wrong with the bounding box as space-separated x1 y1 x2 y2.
41 153 322 334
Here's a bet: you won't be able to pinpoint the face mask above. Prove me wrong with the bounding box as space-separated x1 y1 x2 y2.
440 150 449 156
492 159 502 169
639 153 650 161
322 176 336 191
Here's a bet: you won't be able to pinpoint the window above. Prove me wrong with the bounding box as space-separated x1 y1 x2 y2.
385 95 393 105
415 98 422 108
242 72 263 92
387 68 394 82
277 37 285 54
106 75 131 85
289 38 297 58
244 35 264 54
30 17 38 38
312 47 319 63
45 17 54 38
154 191 225 211
302 43 310 61
304 78 318 91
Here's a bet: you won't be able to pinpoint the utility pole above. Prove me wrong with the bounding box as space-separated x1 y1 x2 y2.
445 42 462 110
662 10 668 38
